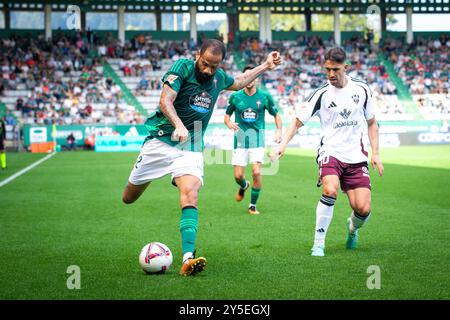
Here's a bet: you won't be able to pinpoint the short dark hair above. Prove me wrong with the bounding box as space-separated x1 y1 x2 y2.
199 39 226 61
324 47 346 64
243 64 255 72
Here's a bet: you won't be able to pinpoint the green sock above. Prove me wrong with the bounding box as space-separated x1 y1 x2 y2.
180 206 198 255
250 187 261 206
0 152 5 168
236 178 247 189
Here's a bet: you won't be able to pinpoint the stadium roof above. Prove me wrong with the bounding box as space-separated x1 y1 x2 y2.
1 0 449 14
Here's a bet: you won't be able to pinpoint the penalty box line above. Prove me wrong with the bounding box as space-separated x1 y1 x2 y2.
0 152 56 188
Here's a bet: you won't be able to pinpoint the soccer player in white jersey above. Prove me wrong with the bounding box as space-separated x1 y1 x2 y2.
272 47 384 256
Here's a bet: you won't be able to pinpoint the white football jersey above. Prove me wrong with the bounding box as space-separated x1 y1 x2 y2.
296 76 375 164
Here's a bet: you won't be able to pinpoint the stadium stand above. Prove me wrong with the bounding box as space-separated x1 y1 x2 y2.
382 34 449 119
233 35 410 121
0 1 448 151
0 33 144 127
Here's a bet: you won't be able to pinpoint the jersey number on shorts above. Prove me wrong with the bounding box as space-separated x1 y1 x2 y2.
135 155 143 169
319 155 330 166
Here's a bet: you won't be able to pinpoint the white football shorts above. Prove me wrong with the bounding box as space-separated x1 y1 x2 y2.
128 138 204 186
232 147 265 166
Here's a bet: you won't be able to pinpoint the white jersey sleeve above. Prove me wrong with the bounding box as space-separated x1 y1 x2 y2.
296 83 329 124
354 81 375 121
364 90 375 121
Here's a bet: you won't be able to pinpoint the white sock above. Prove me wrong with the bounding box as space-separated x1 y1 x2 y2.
313 195 336 247
350 211 371 234
182 252 193 263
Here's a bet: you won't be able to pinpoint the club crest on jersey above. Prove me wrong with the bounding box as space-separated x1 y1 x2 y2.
339 108 351 119
189 91 213 113
166 74 178 84
241 108 258 122
352 94 360 105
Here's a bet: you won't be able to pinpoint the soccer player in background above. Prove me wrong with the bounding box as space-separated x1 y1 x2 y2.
0 116 6 170
122 39 282 275
224 65 282 215
272 47 384 257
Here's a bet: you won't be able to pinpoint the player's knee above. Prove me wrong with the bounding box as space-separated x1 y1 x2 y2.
234 174 244 182
180 189 198 207
322 187 338 199
251 170 261 181
355 203 371 216
122 188 136 204
122 194 135 204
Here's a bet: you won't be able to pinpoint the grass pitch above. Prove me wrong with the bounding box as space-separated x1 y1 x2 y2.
0 146 449 299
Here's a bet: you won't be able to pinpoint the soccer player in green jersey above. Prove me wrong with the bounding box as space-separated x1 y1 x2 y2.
224 65 282 215
122 39 282 276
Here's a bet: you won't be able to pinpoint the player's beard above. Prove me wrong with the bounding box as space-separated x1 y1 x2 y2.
246 82 255 90
195 61 214 84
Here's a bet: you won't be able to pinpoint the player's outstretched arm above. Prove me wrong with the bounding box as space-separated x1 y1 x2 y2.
367 117 384 176
227 51 282 91
270 117 303 160
160 84 189 142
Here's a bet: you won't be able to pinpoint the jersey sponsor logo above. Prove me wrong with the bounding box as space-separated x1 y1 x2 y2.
334 120 358 129
166 74 179 84
240 108 258 122
328 101 337 108
339 108 352 119
334 109 357 128
189 91 213 113
352 94 360 105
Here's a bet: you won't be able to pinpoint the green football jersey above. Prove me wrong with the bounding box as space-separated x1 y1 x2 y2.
225 89 278 149
144 59 235 152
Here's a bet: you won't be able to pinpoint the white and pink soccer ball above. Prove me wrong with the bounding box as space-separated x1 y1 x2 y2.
139 242 173 274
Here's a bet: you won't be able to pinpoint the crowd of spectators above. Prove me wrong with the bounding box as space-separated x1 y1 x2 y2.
1 32 448 126
0 32 155 125
383 35 449 95
232 35 399 117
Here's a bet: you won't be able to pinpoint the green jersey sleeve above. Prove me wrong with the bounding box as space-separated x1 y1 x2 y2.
216 69 235 91
265 92 278 116
225 94 236 115
160 59 191 93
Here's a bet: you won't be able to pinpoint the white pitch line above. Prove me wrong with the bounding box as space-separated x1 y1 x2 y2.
0 152 56 188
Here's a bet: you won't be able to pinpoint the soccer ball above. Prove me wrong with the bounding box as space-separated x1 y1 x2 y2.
139 242 173 274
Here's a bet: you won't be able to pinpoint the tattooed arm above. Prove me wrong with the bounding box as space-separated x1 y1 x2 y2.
159 84 189 142
227 51 282 91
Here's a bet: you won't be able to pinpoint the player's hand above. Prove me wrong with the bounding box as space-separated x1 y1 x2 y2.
269 144 286 161
227 122 240 132
171 124 189 143
371 154 384 177
266 51 282 70
274 130 282 144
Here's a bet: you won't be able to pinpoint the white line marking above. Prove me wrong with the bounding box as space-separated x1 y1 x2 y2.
0 152 56 187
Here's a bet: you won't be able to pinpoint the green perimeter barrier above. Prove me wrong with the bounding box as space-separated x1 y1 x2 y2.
23 120 445 148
